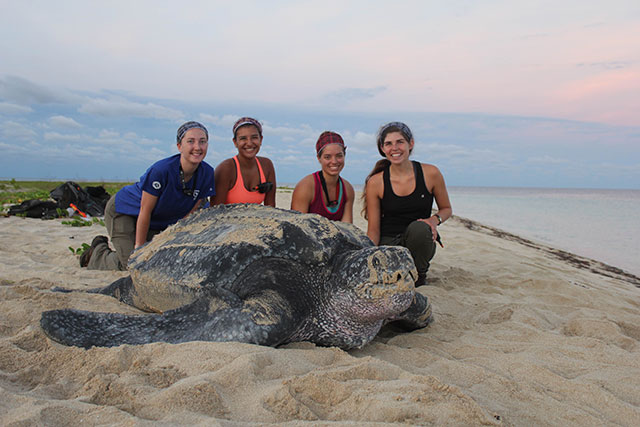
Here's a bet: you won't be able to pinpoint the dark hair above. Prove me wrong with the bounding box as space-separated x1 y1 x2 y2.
360 159 390 220
232 117 262 139
361 122 414 219
376 122 413 157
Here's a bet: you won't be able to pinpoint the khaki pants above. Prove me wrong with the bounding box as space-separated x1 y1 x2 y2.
87 196 161 271
379 220 436 275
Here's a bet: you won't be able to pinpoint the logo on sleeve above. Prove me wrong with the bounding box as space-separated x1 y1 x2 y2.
152 181 161 190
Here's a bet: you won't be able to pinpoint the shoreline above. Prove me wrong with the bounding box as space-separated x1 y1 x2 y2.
453 215 640 288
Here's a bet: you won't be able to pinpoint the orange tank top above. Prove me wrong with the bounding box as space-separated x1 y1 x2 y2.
225 155 267 204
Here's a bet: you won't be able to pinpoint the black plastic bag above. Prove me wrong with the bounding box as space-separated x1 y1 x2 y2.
8 199 60 219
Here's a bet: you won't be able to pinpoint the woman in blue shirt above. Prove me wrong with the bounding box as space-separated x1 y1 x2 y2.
82 121 215 270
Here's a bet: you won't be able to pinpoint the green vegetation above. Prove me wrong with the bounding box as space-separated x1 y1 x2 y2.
69 243 90 256
0 180 131 205
61 217 105 227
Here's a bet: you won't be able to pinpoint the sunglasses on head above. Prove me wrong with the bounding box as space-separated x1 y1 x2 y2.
251 182 274 193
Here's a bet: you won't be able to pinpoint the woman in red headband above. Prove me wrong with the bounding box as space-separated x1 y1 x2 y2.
291 131 355 222
211 117 276 207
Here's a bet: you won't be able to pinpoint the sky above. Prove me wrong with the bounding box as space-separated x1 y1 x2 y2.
0 0 639 189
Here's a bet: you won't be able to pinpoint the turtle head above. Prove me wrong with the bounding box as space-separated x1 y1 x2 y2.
330 246 417 323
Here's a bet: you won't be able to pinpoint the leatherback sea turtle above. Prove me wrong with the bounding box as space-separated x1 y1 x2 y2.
41 204 432 349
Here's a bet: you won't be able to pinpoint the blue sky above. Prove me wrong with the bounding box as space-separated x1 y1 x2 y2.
1 1 638 189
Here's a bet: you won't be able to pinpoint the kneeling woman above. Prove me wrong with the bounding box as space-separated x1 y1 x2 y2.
82 121 215 271
363 122 452 286
291 131 355 222
210 117 276 207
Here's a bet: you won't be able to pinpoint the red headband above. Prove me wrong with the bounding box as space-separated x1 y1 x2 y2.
316 131 345 155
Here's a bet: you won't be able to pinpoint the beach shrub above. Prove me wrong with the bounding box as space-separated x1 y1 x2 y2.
0 180 132 205
61 217 105 227
69 243 90 256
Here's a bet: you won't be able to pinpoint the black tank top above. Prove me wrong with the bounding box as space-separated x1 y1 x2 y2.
380 161 434 237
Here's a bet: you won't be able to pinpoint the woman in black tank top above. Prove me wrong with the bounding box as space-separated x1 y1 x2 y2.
362 122 452 286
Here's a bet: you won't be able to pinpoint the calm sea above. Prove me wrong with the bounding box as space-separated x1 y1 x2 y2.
447 187 640 277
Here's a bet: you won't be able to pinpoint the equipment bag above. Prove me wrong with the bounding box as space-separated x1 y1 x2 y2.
49 181 107 217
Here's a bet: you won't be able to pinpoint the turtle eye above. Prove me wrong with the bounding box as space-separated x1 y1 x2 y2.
371 256 381 268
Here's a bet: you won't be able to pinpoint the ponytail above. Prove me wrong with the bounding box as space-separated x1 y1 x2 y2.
360 159 390 220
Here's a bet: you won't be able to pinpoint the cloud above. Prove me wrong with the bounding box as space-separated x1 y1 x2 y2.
31 128 169 166
198 114 238 128
44 131 88 142
78 96 184 120
281 155 306 164
339 130 375 151
527 155 570 165
265 122 316 140
576 61 632 70
196 116 317 143
0 101 33 114
414 143 475 161
48 115 82 128
0 75 81 105
324 86 387 102
1 71 638 188
96 130 118 140
0 140 38 155
0 120 38 141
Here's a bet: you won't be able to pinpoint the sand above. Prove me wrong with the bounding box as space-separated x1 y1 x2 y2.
1 190 639 426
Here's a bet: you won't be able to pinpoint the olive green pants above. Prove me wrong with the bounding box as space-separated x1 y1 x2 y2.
379 220 436 275
87 196 161 271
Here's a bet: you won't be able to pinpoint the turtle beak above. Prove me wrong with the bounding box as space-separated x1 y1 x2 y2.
407 267 418 283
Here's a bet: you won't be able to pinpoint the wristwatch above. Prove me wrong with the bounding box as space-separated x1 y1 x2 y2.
434 213 442 225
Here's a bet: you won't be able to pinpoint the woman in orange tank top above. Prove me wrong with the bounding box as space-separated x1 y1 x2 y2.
210 117 277 207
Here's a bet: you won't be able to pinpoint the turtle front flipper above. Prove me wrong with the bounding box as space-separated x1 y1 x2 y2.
385 292 433 331
51 277 139 308
40 289 295 348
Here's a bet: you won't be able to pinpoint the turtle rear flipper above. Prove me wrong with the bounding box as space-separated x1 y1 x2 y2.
40 291 294 348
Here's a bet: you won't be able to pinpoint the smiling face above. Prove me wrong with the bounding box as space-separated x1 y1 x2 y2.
233 125 263 160
381 131 414 165
317 144 345 177
178 128 208 166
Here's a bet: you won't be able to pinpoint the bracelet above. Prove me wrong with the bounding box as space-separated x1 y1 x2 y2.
434 213 442 225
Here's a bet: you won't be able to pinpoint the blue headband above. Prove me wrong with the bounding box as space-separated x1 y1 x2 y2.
177 121 209 143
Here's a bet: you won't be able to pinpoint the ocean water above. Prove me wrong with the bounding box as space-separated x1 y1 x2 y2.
447 187 640 277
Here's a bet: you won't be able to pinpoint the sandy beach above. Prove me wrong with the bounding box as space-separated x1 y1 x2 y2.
1 189 639 426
